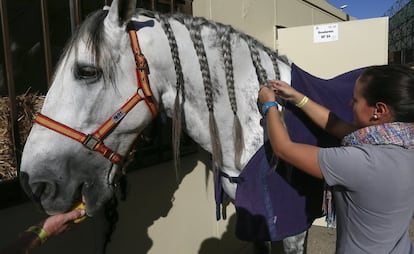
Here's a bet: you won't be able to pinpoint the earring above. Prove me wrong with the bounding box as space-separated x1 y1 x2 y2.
373 114 378 120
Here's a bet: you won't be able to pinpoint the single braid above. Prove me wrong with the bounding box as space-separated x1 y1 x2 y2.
243 35 268 85
184 17 223 172
219 25 237 113
158 14 185 178
218 25 244 170
264 48 281 80
184 17 214 111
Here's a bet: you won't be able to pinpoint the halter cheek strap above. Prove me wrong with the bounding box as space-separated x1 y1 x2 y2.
128 23 157 117
34 22 157 165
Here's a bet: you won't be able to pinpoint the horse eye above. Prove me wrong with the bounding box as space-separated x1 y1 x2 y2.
74 64 102 83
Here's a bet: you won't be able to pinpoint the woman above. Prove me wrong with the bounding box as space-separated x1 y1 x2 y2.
258 64 414 253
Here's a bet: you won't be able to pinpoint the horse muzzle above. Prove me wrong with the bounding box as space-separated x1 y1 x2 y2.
19 168 112 216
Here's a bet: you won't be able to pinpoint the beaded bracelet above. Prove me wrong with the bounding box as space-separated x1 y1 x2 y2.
25 225 48 244
296 96 309 108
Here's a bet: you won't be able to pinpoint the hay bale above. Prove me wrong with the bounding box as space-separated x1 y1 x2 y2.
0 97 15 182
0 94 44 182
17 94 45 144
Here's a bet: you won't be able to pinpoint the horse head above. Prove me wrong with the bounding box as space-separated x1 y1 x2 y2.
19 0 166 216
20 0 293 218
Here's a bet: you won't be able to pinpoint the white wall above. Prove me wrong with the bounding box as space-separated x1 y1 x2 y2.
193 0 350 49
193 0 277 48
105 150 247 253
277 17 389 78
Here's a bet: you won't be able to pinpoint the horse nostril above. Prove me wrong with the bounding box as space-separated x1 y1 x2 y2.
32 182 47 202
19 173 58 202
33 181 58 202
19 172 36 199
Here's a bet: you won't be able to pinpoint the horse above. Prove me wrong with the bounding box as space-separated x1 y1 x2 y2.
19 0 308 252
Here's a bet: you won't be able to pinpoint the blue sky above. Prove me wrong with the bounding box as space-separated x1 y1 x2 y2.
326 0 398 19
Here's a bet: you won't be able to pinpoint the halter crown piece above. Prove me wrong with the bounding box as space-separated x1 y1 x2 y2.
34 22 158 165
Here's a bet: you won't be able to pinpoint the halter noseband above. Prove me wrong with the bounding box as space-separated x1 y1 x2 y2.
35 22 157 165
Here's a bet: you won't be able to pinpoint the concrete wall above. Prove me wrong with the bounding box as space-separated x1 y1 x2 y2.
193 0 351 49
277 17 389 78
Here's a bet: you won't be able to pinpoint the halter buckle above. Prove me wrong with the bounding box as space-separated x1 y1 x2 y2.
83 134 101 150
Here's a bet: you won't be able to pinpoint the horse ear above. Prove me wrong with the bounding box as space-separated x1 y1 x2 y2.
106 0 137 27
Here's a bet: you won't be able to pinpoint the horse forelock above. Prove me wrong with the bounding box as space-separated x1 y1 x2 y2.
55 9 117 88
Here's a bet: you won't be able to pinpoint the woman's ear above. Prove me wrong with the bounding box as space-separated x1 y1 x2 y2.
374 102 395 122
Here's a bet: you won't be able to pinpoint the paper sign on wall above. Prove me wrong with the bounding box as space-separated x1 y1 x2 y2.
314 23 338 43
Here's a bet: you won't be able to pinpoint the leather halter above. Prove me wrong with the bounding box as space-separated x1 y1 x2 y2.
34 23 158 165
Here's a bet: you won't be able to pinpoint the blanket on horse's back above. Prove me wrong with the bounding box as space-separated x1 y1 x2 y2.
233 63 366 241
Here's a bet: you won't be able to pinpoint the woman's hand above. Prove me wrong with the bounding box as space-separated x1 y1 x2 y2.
40 209 86 238
269 80 303 104
258 85 276 104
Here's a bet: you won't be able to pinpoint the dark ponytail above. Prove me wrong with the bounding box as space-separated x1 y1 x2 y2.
359 64 414 122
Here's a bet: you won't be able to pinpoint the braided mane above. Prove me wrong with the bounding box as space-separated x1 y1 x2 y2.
134 9 289 173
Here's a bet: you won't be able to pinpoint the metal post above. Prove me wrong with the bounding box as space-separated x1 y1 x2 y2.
69 0 81 34
40 0 53 87
0 0 20 170
151 0 156 11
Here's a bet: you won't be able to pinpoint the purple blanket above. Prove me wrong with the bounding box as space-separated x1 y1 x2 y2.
234 64 365 241
285 63 365 146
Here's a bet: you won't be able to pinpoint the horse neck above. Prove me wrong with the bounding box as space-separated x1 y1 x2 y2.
140 12 290 175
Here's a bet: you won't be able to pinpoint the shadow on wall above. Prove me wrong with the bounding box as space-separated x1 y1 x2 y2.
106 148 291 254
105 149 276 254
198 214 284 254
106 151 203 253
198 214 244 254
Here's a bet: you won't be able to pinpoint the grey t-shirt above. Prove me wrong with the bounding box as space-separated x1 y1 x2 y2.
319 144 414 254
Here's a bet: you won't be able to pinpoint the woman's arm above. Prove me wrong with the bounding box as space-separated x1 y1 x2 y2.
0 209 85 254
0 231 43 254
270 80 356 139
259 85 323 179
